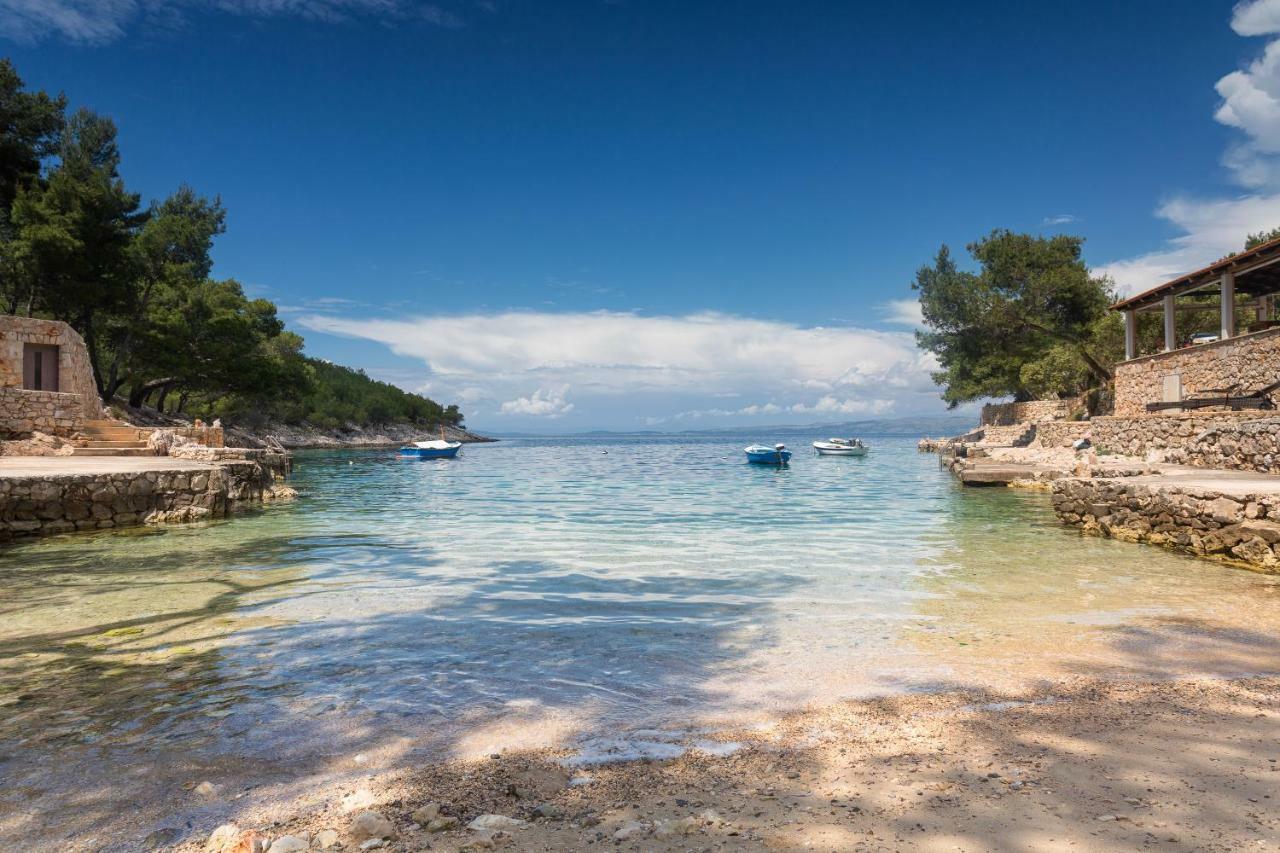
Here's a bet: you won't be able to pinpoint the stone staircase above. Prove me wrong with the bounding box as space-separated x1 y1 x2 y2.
72 419 155 457
976 422 1037 448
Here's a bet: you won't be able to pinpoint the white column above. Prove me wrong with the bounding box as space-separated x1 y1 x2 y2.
1163 294 1176 351
1124 309 1136 360
1221 271 1235 339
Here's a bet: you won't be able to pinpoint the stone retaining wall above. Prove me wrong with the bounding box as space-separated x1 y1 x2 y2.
1113 327 1280 417
0 456 292 542
1031 420 1092 448
1052 477 1280 571
0 387 86 437
1088 413 1280 473
981 398 1082 426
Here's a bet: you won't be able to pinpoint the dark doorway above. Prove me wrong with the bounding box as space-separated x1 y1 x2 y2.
23 344 59 392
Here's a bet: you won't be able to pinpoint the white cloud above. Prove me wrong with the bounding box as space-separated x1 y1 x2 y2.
881 298 924 327
790 396 895 416
1095 191 1280 297
499 385 574 418
1232 0 1280 36
0 0 461 44
1213 1 1280 186
298 310 942 425
1095 3 1280 296
1041 214 1078 226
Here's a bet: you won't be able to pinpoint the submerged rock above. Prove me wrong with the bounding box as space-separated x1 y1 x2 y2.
193 780 222 798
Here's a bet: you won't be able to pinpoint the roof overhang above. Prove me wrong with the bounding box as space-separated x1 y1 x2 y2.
1110 235 1280 312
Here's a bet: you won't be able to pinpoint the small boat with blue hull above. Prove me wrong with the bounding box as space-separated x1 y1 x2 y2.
745 443 792 465
398 439 462 459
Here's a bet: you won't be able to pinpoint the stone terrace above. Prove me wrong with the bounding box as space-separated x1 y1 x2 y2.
0 453 291 542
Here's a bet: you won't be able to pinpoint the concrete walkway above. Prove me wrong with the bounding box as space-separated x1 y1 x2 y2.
956 453 1280 496
0 456 216 478
1121 464 1280 496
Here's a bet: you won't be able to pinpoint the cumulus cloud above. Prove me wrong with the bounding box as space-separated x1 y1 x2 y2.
1211 0 1280 187
1232 0 1280 37
298 310 942 424
790 396 895 416
1095 2 1280 296
499 386 574 418
1095 193 1280 296
0 0 462 44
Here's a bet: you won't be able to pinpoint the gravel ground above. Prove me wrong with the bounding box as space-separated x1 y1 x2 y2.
170 674 1280 853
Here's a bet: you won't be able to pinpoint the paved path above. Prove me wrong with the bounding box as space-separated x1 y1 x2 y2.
0 456 216 478
1123 465 1280 496
957 455 1280 495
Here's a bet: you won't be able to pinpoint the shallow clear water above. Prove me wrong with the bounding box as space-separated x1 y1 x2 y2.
4 436 1280 786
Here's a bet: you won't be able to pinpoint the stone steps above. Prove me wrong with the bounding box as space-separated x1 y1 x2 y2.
73 419 154 456
71 446 155 457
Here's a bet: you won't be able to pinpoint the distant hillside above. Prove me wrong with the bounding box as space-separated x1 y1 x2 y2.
490 415 978 439
674 415 977 437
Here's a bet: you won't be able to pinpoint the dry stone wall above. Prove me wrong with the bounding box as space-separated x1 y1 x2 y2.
981 398 1081 426
0 455 292 542
1052 477 1280 572
0 388 86 436
1087 413 1280 473
1031 420 1092 448
1113 327 1280 417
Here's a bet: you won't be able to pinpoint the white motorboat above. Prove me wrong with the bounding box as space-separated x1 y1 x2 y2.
812 437 868 456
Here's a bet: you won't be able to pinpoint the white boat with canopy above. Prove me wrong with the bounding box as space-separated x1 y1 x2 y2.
812 437 868 456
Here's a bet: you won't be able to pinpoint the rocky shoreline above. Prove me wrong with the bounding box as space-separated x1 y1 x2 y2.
224 421 493 450
921 424 1280 573
111 405 494 450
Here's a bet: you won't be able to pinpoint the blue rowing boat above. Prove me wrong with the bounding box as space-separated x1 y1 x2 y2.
744 443 792 465
398 439 462 459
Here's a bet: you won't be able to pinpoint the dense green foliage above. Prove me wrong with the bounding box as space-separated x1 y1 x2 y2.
914 228 1280 408
0 59 461 430
912 231 1117 406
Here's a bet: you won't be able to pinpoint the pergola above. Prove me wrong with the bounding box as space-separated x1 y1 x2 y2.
1112 235 1280 360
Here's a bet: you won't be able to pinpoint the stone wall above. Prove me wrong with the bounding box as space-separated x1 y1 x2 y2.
1052 477 1280 572
1113 327 1280 417
0 388 88 436
1087 413 1280 473
981 398 1081 426
1031 420 1092 448
0 456 293 542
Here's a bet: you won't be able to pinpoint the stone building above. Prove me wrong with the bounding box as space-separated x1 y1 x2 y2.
1110 235 1280 416
0 315 103 437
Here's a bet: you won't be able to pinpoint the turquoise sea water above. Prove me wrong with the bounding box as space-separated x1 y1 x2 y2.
4 435 1280 843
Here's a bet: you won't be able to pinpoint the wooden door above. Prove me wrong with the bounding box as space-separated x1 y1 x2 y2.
22 344 59 391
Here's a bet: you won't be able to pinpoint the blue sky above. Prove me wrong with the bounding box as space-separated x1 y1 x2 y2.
6 0 1280 430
